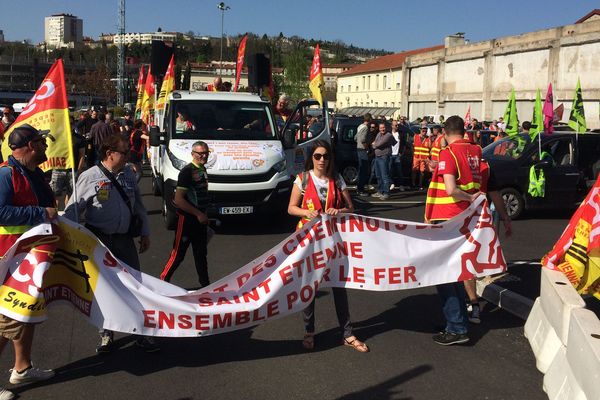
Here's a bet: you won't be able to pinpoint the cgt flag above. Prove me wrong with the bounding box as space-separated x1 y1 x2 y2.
141 66 155 125
543 175 600 299
503 89 520 136
530 89 543 140
234 34 248 92
568 78 587 133
1 59 73 172
134 65 146 119
309 44 325 106
543 83 554 135
156 55 175 111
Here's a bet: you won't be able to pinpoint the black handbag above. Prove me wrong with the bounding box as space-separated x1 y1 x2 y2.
98 164 143 237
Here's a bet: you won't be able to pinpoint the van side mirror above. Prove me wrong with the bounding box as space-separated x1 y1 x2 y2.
149 126 164 147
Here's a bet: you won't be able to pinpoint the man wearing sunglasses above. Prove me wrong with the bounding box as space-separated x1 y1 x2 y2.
65 135 156 354
0 124 58 397
160 141 211 289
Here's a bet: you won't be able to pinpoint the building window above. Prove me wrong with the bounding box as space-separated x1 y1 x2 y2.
391 102 395 107
383 75 387 89
367 76 370 90
376 75 379 90
348 85 351 92
396 82 401 90
362 77 365 90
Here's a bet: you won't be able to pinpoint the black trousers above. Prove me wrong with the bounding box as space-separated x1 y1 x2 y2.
160 212 208 287
303 288 353 339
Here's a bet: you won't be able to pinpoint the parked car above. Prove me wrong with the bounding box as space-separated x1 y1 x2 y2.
483 132 600 219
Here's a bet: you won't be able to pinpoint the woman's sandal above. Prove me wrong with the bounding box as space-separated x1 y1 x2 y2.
343 336 369 353
302 333 315 350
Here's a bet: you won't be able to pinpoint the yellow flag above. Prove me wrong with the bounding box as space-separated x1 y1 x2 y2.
156 55 175 111
309 44 324 106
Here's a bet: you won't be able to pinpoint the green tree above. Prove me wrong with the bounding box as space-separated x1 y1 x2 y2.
281 48 310 103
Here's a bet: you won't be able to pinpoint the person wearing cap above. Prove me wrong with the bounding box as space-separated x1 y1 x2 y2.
0 123 57 398
64 135 157 354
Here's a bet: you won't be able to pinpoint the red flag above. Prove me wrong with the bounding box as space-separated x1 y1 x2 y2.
1 59 73 171
308 44 324 105
134 65 146 118
141 66 155 125
554 104 564 123
464 106 471 128
543 83 554 134
234 35 248 92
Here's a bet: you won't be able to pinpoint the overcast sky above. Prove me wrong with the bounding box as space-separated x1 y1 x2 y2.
2 0 598 52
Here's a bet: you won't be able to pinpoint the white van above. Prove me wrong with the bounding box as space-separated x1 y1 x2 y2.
149 91 329 228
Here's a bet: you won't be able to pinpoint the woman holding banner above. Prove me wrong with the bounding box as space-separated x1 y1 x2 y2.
287 140 369 353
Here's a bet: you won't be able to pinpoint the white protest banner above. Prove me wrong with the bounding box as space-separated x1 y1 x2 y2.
0 197 505 337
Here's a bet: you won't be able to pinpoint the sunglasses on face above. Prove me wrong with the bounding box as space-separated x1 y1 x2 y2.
193 150 209 156
313 153 330 161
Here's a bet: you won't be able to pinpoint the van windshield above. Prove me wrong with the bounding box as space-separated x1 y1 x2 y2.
170 101 277 140
483 134 532 160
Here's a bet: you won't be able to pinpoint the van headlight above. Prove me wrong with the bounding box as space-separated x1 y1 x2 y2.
272 159 287 172
167 149 188 170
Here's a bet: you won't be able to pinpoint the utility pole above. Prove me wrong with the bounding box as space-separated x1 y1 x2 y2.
217 2 230 76
117 0 126 106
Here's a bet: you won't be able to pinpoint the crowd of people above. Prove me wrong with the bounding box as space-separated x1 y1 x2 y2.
0 106 515 398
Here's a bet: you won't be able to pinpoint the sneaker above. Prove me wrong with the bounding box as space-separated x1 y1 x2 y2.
469 304 481 324
0 388 14 400
390 184 395 191
136 336 160 353
96 332 114 354
432 331 469 346
9 365 55 384
379 194 390 200
371 192 382 198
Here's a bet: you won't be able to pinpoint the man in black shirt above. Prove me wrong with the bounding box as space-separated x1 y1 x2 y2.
160 141 211 287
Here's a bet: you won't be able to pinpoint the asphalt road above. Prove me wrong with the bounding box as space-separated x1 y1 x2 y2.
0 174 572 400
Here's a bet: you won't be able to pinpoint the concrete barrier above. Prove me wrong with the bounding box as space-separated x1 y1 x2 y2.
542 308 600 400
524 268 585 373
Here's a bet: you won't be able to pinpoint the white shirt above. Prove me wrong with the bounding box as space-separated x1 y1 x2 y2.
391 131 400 155
294 171 347 207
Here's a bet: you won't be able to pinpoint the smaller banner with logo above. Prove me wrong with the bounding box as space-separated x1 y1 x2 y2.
543 175 600 299
0 197 505 336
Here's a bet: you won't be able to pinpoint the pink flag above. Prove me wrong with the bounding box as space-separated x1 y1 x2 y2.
543 83 554 134
464 106 471 128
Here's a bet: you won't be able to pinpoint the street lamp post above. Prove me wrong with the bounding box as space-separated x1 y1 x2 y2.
217 2 230 76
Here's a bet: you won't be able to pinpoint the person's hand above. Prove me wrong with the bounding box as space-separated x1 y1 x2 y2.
502 218 513 238
428 160 437 169
325 208 340 216
45 207 58 221
469 191 484 203
197 212 209 225
139 235 150 254
305 210 320 219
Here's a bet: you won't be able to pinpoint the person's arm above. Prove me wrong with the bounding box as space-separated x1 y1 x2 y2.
288 184 319 219
442 174 482 203
173 188 208 224
489 190 512 237
325 188 354 215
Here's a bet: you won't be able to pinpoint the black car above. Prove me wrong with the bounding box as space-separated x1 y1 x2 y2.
483 132 600 219
331 116 404 184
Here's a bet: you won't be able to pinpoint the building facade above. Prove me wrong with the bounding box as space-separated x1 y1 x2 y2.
113 32 177 45
44 14 83 48
337 15 600 128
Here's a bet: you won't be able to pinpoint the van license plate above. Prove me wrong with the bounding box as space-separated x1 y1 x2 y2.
220 206 253 215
